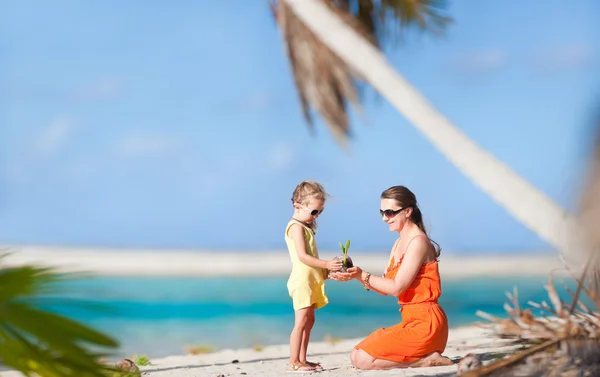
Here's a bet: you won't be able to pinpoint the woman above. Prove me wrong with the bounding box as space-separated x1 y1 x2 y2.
332 185 453 370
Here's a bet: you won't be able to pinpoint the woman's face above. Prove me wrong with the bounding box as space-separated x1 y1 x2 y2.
380 198 410 232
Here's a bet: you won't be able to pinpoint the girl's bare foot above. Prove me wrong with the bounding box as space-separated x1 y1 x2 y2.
305 361 323 370
287 362 317 372
412 352 453 367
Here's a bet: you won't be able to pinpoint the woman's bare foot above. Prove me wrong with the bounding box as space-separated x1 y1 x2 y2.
411 352 454 367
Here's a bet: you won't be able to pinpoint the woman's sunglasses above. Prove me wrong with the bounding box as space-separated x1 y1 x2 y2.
380 207 406 217
301 205 324 216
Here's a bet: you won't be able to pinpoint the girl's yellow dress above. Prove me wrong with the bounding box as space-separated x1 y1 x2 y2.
285 220 328 310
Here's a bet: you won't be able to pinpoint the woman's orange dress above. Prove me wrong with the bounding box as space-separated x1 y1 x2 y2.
355 236 449 363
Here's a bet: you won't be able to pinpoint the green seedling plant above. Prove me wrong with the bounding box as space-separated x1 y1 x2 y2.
133 355 151 366
337 239 354 272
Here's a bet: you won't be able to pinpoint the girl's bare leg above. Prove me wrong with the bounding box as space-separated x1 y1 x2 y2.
289 306 316 370
298 306 322 369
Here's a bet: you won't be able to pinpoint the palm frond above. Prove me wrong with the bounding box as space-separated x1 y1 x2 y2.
380 0 451 38
274 0 364 145
318 0 452 47
457 337 600 377
467 258 600 375
0 256 120 377
273 0 451 144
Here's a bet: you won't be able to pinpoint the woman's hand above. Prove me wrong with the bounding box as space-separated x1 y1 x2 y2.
328 271 350 282
345 266 362 280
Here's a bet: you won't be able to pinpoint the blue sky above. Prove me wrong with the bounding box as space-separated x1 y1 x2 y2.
1 1 599 253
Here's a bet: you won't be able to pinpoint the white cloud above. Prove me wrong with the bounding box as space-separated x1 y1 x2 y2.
75 78 123 101
268 143 295 171
245 92 274 109
116 133 184 158
33 117 76 156
450 49 509 74
5 117 79 185
235 91 282 111
531 45 595 72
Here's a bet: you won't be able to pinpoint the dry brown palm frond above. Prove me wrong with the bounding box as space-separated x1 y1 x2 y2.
458 337 600 377
470 244 600 375
477 271 599 342
272 0 451 144
467 279 600 375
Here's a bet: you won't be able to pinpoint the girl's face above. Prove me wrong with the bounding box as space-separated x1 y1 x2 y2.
294 197 325 225
380 198 411 233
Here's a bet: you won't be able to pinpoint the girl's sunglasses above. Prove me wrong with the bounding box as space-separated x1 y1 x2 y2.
380 207 406 217
301 205 324 216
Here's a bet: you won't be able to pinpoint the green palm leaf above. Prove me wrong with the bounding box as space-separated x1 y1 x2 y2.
332 0 451 45
0 255 120 377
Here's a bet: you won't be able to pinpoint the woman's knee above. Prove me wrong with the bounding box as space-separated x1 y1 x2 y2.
351 349 375 370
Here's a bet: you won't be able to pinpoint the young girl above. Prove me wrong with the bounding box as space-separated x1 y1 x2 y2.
285 180 342 372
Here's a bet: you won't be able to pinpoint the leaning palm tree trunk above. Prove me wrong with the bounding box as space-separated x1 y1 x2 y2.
281 0 581 255
461 118 600 375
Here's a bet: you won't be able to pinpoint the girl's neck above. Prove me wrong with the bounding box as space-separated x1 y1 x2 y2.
291 217 314 232
292 217 309 226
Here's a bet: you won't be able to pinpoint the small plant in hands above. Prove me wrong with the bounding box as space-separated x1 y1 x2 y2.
337 240 354 271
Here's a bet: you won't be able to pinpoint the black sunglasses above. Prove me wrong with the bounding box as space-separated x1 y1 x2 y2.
301 205 324 216
380 207 406 217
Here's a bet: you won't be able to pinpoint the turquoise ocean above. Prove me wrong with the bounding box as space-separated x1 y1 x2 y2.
44 275 578 358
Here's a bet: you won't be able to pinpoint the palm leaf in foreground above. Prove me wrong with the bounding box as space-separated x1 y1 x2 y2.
0 257 120 377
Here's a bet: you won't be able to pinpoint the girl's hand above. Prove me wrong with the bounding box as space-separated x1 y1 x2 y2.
326 258 343 271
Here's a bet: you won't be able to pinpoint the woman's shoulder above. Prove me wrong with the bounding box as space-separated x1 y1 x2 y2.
409 233 430 246
405 234 436 261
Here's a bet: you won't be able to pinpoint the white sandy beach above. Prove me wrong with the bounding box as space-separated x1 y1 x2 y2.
0 244 578 278
0 325 519 377
0 245 571 376
139 325 523 377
